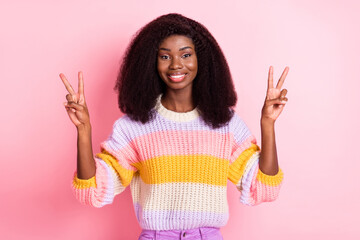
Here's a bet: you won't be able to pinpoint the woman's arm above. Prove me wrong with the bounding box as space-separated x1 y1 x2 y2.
60 71 96 180
76 124 96 179
259 66 289 175
259 119 278 175
61 72 138 207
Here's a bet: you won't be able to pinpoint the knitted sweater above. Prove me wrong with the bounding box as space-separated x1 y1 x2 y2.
71 94 284 230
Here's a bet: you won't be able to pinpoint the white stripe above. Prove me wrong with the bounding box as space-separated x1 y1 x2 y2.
109 163 126 196
130 175 228 213
155 93 200 122
97 157 126 200
236 152 260 205
236 151 260 191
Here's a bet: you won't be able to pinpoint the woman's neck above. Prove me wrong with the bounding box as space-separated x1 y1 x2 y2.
161 91 195 113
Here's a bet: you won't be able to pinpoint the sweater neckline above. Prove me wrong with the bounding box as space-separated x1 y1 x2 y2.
154 94 200 122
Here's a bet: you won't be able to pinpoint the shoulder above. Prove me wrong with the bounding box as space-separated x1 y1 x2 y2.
228 109 249 130
110 113 158 140
113 114 136 127
101 114 143 151
110 114 143 136
227 109 254 143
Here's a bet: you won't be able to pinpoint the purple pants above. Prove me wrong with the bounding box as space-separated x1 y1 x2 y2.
138 226 223 240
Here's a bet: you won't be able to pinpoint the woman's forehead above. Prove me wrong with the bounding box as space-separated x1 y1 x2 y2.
158 35 195 50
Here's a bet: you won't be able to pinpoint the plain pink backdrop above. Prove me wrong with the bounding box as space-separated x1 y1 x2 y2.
1 0 359 239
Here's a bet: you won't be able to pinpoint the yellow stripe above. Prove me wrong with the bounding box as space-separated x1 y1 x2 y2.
95 150 136 187
133 155 229 186
228 144 260 184
257 167 284 186
73 175 97 189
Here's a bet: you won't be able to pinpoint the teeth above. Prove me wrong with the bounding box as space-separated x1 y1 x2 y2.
170 74 185 78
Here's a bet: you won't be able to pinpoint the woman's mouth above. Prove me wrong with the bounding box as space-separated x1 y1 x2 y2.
168 73 187 82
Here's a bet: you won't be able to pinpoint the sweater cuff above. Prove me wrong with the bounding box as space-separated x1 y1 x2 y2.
256 167 284 187
72 172 97 189
228 144 260 184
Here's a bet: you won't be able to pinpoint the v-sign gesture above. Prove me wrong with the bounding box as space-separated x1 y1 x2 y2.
261 66 289 123
60 71 90 129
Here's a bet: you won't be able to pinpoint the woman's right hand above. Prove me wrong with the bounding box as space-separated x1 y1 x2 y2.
60 71 90 129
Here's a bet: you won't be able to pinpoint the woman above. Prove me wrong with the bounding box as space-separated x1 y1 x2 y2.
60 13 288 240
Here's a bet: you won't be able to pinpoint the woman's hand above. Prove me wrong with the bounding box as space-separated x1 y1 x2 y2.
60 71 90 129
261 66 289 124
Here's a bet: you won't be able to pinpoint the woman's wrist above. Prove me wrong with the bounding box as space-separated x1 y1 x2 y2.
261 117 275 129
77 123 92 135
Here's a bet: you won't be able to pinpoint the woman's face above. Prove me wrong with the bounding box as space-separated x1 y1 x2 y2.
157 35 198 93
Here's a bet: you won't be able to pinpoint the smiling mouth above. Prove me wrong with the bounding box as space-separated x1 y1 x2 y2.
168 73 187 82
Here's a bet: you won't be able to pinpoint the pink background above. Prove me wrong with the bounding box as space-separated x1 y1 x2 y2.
1 0 359 239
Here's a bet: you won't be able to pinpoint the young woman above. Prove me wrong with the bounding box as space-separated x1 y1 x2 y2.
60 13 289 240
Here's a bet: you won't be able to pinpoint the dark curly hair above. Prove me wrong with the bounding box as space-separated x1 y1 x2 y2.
115 13 237 128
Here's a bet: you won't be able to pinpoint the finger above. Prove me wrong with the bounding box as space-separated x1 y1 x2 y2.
64 103 76 112
66 94 74 102
267 66 274 90
59 73 76 95
65 106 81 124
65 93 78 103
65 106 76 113
276 66 289 89
64 101 85 111
78 71 84 96
266 97 288 106
280 89 288 99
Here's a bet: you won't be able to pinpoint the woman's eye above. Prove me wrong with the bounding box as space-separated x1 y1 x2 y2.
182 53 191 58
160 55 169 60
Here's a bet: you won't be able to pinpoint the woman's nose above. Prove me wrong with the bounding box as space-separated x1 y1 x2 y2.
169 57 183 69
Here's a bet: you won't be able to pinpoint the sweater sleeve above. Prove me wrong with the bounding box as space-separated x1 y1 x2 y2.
227 112 284 206
71 118 139 208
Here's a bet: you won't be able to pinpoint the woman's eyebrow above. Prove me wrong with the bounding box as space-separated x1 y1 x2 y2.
179 46 192 51
159 46 193 51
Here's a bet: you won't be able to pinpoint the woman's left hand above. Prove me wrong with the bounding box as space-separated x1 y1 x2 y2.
261 66 289 124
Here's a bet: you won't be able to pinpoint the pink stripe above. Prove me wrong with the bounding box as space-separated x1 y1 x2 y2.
72 158 110 207
100 131 255 168
100 142 138 171
130 130 232 163
230 135 257 164
247 165 281 205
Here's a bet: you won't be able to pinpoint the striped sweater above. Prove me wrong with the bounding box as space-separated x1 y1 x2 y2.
71 94 284 230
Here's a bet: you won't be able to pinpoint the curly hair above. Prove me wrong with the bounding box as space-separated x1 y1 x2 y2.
115 13 237 128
